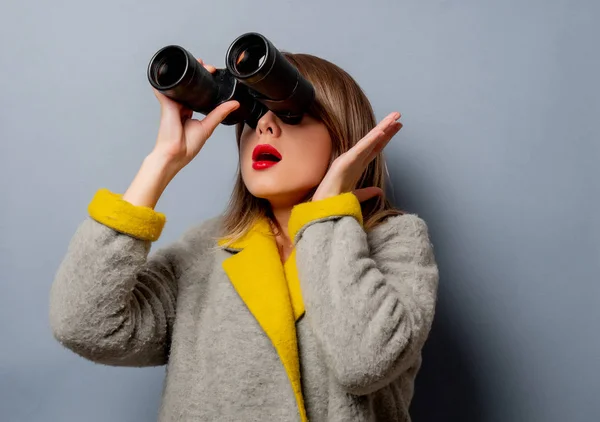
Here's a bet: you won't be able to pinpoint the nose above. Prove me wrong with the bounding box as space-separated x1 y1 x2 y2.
255 111 282 138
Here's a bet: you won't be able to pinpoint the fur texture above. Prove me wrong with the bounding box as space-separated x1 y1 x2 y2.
49 190 439 421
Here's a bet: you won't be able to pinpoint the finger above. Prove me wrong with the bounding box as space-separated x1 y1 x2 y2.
366 122 402 161
196 101 240 137
373 113 401 138
195 57 217 73
153 88 186 116
353 187 384 203
153 87 168 102
374 112 401 132
382 121 402 141
366 119 402 154
181 107 193 122
350 112 400 159
348 129 386 161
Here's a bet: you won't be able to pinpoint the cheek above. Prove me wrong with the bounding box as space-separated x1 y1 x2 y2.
239 137 254 170
287 135 332 181
239 142 250 163
311 141 332 176
238 125 255 157
310 128 333 173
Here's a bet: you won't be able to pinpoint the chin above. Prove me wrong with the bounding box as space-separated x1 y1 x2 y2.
245 181 314 206
244 176 281 197
242 163 322 205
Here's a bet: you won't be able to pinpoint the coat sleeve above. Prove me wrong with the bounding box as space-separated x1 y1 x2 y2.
49 189 192 367
289 193 439 395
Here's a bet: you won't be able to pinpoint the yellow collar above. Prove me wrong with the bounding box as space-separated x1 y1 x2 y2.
217 218 307 422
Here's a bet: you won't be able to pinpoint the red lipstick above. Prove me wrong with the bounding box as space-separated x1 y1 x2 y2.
252 144 282 170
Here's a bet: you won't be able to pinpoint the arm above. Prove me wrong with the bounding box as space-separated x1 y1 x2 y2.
50 67 239 366
49 188 186 367
289 193 439 395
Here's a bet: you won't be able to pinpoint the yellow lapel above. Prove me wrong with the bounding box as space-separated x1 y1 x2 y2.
284 248 305 321
218 219 307 422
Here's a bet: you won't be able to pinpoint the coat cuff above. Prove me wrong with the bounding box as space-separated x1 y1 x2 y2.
288 192 363 243
87 188 166 241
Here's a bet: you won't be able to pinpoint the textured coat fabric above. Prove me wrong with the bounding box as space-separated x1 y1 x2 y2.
49 190 439 421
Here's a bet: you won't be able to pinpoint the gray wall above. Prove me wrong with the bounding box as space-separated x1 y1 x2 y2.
1 1 598 421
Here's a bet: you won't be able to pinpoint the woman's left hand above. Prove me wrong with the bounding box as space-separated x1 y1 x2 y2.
312 112 403 203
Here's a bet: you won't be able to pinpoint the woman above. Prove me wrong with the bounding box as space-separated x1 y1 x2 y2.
49 51 439 421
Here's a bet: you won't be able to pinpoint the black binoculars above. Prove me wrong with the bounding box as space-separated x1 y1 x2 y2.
147 32 315 128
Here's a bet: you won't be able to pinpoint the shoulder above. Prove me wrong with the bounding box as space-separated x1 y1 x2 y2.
367 213 438 271
153 216 224 263
366 213 436 261
367 213 431 244
178 215 224 245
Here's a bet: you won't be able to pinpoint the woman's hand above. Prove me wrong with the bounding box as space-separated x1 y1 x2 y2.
152 58 240 171
122 59 239 209
312 112 402 203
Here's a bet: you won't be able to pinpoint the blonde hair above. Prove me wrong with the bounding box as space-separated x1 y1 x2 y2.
219 52 403 244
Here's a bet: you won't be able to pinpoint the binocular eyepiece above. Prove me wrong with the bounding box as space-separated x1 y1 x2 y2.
147 32 315 128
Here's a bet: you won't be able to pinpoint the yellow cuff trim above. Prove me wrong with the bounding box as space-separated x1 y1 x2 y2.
87 188 166 241
288 192 363 242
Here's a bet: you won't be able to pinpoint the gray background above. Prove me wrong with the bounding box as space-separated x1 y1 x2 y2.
1 0 598 421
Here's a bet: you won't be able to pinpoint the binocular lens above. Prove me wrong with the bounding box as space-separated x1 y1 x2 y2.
151 47 187 88
226 33 315 124
228 34 270 77
234 44 267 76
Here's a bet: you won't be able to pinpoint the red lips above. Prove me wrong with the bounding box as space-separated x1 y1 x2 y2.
252 144 282 170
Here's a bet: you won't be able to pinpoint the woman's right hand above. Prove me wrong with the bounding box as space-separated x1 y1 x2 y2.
122 59 239 209
152 58 240 170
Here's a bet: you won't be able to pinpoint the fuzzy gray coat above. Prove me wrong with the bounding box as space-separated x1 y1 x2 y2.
49 206 438 421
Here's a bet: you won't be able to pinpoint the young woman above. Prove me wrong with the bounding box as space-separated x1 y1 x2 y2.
49 52 439 421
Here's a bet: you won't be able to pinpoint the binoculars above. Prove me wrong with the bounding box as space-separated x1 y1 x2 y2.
147 32 315 128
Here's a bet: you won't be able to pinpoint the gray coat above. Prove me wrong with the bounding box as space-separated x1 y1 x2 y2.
49 193 438 421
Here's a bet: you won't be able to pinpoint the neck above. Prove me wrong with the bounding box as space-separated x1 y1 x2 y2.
270 206 293 242
266 190 312 241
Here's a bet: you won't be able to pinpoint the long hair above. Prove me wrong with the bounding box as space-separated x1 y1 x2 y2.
219 52 403 244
